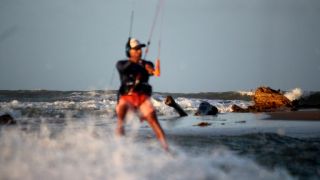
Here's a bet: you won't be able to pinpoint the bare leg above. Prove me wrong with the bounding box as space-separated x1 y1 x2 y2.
115 100 129 136
145 111 169 152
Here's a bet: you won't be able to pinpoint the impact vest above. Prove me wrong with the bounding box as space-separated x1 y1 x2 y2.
116 60 153 96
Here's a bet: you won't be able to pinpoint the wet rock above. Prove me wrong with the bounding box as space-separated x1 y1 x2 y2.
194 101 218 116
164 96 188 117
231 104 249 112
164 96 219 116
291 92 320 110
193 122 211 127
232 86 293 112
0 114 16 125
253 87 292 111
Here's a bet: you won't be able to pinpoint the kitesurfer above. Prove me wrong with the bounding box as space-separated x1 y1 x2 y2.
115 38 169 151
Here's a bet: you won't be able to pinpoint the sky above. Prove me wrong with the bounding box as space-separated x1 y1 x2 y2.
0 0 320 93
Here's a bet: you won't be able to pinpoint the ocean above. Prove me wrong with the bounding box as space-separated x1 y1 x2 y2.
0 90 319 180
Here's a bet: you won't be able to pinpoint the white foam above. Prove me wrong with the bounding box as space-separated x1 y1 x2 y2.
10 100 20 107
284 88 303 101
238 90 254 96
0 121 293 180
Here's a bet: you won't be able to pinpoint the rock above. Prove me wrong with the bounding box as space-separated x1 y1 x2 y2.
253 87 292 111
194 101 218 116
193 122 211 127
232 86 293 112
164 96 188 117
164 96 219 116
231 104 249 112
164 95 175 107
291 92 320 110
0 114 16 125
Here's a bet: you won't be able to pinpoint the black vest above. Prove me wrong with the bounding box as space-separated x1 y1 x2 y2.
116 60 153 96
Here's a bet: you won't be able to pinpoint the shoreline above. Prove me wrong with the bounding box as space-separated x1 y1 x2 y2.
265 110 320 121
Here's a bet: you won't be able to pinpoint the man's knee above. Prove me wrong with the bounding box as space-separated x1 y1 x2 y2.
139 100 155 117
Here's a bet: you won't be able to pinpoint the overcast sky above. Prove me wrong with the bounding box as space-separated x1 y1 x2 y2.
1 0 319 92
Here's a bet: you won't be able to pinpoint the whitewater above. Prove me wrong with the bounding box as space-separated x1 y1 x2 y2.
0 89 319 180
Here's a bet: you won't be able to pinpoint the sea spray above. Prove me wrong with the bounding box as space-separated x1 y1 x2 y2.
238 90 255 96
284 88 303 101
0 119 294 180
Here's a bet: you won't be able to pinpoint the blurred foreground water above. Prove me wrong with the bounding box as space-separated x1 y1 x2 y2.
0 90 319 180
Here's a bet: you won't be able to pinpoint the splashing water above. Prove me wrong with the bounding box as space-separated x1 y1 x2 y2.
2 90 319 179
284 88 303 101
0 119 293 180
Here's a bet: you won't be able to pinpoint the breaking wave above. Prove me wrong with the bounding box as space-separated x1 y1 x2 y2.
0 121 293 180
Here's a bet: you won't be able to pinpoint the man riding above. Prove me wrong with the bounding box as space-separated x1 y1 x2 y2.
115 38 169 151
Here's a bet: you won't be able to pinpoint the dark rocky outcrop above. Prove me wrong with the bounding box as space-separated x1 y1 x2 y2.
291 92 320 110
164 96 188 117
194 101 218 116
0 114 16 125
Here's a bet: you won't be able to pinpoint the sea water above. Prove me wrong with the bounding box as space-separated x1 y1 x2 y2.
0 90 319 180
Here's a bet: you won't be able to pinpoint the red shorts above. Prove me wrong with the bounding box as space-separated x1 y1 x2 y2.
116 92 155 118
